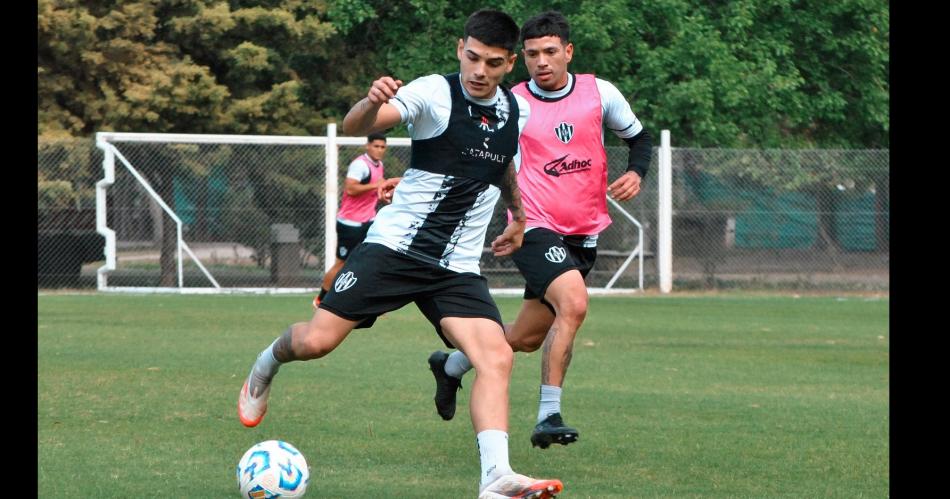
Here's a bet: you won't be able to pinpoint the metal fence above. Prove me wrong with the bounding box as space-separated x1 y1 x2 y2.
38 138 103 288
38 136 888 291
668 148 889 290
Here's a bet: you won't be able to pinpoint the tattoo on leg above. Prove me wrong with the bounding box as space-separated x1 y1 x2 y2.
541 325 574 386
541 325 558 385
272 327 295 362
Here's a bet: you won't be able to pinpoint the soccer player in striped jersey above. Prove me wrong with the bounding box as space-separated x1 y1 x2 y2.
427 10 653 451
239 8 563 499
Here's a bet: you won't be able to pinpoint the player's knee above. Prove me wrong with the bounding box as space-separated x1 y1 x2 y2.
555 295 588 329
474 343 513 377
297 331 334 359
509 332 544 353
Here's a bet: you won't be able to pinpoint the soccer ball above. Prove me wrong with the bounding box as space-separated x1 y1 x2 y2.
236 440 310 498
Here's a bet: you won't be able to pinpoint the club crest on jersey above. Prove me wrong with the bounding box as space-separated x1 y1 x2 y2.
478 115 492 132
545 246 567 263
554 122 574 144
469 105 497 133
334 271 358 292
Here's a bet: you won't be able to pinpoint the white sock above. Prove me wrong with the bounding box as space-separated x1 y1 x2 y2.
249 340 282 393
537 385 562 423
476 430 513 487
445 350 473 379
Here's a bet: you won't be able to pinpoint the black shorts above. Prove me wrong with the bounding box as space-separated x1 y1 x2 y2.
336 221 373 260
511 228 597 309
319 243 503 348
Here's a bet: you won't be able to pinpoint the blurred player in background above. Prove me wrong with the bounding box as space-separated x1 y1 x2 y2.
314 133 388 307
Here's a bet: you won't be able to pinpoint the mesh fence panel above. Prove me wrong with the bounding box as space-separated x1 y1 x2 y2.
38 138 103 288
108 141 330 288
669 148 889 290
38 136 888 291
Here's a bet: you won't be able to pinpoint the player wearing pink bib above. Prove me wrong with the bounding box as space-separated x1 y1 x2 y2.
314 133 387 306
427 11 653 450
511 72 612 235
337 147 386 224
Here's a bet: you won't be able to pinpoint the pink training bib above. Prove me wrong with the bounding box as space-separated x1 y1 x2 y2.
337 154 384 223
510 74 611 236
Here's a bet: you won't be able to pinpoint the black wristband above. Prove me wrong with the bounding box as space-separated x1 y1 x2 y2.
623 130 652 179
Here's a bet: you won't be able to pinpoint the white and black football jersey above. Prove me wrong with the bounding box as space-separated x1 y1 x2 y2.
363 74 531 274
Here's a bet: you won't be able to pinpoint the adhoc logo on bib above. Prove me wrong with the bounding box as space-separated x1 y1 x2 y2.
543 154 592 177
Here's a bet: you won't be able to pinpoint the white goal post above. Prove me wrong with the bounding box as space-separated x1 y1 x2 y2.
94 127 667 295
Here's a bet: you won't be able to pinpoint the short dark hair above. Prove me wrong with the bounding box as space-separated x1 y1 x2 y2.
464 9 519 53
520 10 571 45
367 132 386 143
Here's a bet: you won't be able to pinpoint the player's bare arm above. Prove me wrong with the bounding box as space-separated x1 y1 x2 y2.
342 76 403 136
491 161 525 256
607 171 642 201
344 177 386 197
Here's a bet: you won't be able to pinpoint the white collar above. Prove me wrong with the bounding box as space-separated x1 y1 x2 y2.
527 72 574 99
458 74 501 106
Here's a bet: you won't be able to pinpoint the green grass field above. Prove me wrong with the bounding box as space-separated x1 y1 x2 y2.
38 293 888 498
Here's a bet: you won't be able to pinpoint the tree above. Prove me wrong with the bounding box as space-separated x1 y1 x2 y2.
39 0 338 284
39 0 889 148
318 0 887 148
39 0 889 283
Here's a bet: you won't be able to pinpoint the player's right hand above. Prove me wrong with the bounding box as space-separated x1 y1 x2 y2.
377 177 402 204
368 77 403 105
608 171 642 201
491 220 525 257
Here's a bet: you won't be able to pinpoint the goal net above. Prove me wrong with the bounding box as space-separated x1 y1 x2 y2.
95 129 649 294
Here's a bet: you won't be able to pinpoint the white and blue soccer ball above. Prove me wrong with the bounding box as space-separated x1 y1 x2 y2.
236 440 310 498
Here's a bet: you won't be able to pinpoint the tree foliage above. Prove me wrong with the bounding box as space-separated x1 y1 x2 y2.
38 1 889 280
38 0 338 137
39 0 888 148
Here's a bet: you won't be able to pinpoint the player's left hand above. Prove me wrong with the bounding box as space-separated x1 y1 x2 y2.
491 220 525 257
608 171 642 201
